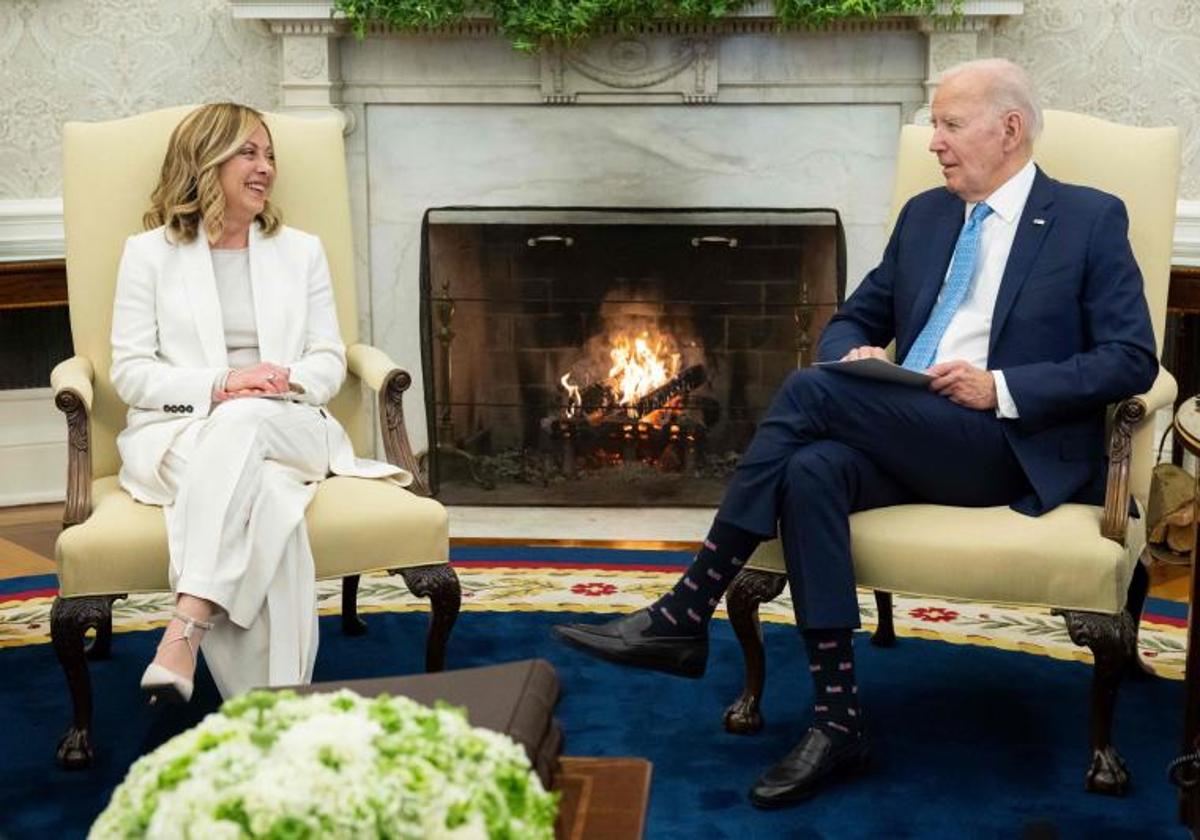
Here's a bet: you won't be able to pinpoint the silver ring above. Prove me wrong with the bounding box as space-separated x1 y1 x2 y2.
266 374 277 382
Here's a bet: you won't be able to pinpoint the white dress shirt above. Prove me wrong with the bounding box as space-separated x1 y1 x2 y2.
933 158 1037 418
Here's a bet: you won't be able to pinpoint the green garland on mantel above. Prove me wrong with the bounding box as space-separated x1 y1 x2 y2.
332 1 964 52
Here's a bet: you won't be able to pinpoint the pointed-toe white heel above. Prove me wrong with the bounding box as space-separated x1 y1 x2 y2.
140 610 214 705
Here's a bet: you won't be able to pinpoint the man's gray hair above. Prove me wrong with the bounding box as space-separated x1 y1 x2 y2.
940 58 1043 143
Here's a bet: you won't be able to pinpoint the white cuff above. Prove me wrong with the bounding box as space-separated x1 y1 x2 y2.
993 370 1019 419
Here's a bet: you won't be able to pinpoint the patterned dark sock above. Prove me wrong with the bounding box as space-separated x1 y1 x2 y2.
803 628 863 739
647 519 762 636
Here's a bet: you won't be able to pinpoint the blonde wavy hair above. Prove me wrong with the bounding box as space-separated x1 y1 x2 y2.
144 103 282 244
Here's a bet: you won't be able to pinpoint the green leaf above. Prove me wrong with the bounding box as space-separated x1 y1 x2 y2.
332 0 962 50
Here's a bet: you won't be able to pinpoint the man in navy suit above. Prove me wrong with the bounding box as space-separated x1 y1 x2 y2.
554 58 1158 806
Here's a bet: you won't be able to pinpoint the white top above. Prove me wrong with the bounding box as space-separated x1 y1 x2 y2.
933 158 1037 419
211 247 261 369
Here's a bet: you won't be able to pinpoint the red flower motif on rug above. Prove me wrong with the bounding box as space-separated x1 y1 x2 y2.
908 606 960 623
571 582 618 597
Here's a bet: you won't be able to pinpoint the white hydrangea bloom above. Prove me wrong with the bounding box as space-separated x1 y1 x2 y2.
88 689 556 840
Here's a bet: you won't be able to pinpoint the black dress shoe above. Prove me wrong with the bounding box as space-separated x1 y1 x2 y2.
551 609 707 678
749 726 871 809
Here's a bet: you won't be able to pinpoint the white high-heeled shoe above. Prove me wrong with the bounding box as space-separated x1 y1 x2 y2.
140 610 214 705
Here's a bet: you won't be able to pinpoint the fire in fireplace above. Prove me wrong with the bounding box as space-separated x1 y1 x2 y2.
420 208 844 506
552 306 709 478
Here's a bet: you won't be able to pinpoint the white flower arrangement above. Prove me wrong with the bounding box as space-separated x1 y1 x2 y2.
89 689 559 839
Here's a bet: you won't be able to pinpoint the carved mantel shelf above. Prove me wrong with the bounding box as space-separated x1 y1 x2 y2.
231 1 1023 113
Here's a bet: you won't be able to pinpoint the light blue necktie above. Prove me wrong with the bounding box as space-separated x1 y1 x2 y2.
901 201 994 371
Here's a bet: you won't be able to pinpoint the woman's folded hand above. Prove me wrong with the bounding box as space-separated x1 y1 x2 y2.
217 362 292 401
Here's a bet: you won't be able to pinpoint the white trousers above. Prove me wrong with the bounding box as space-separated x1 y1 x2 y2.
160 398 330 699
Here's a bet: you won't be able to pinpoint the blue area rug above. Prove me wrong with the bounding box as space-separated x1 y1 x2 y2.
0 547 1189 838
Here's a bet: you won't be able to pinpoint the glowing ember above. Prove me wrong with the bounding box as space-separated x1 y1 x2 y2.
639 399 682 426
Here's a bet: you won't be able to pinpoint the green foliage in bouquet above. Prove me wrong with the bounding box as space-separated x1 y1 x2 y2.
90 689 558 839
333 0 963 52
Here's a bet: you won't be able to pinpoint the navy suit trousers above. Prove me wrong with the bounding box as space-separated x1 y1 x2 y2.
716 368 1030 630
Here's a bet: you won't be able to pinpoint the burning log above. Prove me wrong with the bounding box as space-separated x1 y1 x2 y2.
564 364 707 423
631 365 706 416
578 381 613 414
551 336 709 474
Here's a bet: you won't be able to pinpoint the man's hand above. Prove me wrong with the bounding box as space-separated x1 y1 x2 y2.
927 360 997 410
840 346 890 362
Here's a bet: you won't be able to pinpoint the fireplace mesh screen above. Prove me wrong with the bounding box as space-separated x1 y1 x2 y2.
420 208 844 506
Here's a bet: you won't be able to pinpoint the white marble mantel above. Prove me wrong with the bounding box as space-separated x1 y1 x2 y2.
230 0 1023 456
233 1 1023 113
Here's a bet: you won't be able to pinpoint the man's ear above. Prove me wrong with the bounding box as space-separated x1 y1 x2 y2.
1002 110 1025 152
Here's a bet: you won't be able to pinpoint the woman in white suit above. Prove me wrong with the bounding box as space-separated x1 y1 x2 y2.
111 103 407 703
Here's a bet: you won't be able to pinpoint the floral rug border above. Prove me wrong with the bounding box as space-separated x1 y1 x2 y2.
0 566 1183 679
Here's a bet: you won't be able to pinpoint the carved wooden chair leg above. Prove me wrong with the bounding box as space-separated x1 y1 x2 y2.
83 594 122 661
1055 609 1136 795
341 575 368 636
871 590 896 647
722 569 787 735
51 595 111 769
395 565 461 672
1122 560 1155 680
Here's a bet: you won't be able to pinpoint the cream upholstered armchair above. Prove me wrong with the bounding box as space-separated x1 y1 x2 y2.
722 111 1180 796
49 107 457 769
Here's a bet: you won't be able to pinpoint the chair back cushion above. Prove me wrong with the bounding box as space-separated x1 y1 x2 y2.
62 108 370 478
888 111 1180 504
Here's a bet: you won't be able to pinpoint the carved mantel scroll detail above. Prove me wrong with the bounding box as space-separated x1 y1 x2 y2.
544 36 718 103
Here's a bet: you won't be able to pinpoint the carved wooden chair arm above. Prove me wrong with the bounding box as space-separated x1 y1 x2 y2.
1101 367 1177 543
50 356 96 528
346 342 429 496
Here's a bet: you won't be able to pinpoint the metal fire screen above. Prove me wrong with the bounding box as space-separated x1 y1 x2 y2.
420 208 845 506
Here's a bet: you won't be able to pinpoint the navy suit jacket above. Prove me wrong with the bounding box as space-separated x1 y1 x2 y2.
817 167 1159 515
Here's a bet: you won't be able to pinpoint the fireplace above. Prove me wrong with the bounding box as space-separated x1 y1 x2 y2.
231 0 1026 508
421 208 845 505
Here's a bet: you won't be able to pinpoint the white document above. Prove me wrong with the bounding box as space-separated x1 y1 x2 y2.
813 358 933 387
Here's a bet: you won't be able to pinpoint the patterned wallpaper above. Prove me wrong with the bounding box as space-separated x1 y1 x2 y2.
995 0 1200 200
0 0 1197 200
0 0 279 199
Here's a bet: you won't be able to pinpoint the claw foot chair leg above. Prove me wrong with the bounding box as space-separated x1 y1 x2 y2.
83 595 122 661
395 565 461 672
341 575 368 636
1055 609 1136 795
723 569 787 735
51 596 112 769
871 590 896 647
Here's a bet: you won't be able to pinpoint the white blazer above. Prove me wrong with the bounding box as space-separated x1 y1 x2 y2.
110 223 408 505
